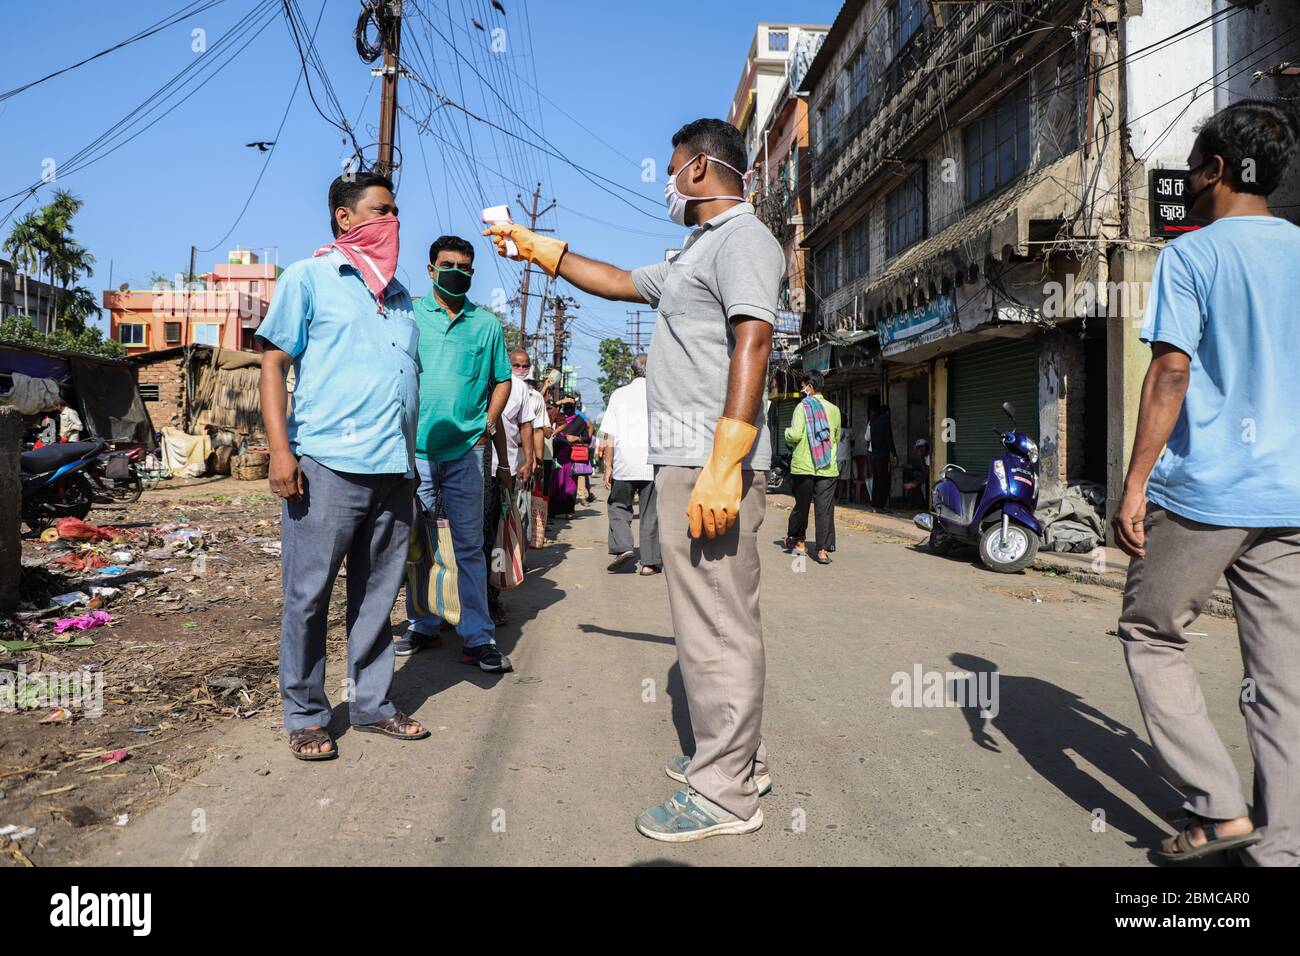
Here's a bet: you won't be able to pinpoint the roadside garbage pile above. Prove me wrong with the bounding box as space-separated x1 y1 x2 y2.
8 516 245 647
1 493 291 866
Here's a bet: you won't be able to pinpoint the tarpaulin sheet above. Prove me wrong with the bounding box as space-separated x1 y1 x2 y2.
69 358 155 449
0 346 70 382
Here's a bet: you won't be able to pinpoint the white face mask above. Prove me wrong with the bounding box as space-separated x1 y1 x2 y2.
664 153 753 226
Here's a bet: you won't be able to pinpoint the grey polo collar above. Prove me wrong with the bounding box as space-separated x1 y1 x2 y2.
698 201 754 231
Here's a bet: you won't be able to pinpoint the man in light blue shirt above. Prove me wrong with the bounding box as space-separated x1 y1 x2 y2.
257 171 430 761
1114 100 1300 865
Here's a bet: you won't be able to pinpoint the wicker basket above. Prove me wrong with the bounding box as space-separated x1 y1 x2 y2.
232 451 269 481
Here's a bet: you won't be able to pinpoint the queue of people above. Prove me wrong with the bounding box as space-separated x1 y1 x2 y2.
254 101 1300 863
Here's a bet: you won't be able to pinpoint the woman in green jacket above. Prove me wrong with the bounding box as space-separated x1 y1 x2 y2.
782 371 841 564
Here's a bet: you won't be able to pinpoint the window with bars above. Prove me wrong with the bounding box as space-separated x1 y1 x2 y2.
768 30 789 52
816 237 841 297
818 93 841 152
848 47 869 107
844 216 869 280
886 170 925 258
964 82 1033 205
893 0 926 56
164 321 181 343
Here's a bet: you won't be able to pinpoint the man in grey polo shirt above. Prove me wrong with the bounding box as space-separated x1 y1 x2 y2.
485 118 783 842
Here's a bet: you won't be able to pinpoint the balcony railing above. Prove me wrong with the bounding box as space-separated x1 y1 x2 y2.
808 0 1073 234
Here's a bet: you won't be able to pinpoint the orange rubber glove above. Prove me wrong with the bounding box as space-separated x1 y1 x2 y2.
481 223 568 277
686 417 758 540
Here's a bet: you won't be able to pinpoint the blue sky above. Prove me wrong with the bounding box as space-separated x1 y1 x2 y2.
0 0 842 412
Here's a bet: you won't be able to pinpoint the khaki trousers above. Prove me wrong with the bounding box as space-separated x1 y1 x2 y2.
1119 505 1300 866
655 465 769 820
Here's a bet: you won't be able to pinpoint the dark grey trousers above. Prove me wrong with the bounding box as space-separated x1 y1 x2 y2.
787 474 836 551
279 455 414 731
608 478 660 568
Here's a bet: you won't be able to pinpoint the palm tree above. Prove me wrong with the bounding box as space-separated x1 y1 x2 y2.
2 212 43 320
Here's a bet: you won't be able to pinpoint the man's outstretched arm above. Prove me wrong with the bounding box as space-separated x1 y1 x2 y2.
482 223 645 303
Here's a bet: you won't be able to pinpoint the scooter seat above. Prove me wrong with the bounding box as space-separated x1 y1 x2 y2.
944 467 986 494
21 440 107 475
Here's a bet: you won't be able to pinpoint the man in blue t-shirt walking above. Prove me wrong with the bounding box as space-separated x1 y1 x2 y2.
1114 100 1300 866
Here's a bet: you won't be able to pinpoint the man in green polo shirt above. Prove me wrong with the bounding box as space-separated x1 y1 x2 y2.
398 235 515 673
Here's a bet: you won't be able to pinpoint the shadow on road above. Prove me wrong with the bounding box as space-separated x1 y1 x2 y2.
948 652 1184 848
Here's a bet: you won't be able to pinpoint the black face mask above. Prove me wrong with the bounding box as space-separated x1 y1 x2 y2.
432 266 472 298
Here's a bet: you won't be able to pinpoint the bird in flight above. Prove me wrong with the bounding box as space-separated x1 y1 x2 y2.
245 141 275 152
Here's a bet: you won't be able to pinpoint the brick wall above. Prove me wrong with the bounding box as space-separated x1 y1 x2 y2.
135 356 185 431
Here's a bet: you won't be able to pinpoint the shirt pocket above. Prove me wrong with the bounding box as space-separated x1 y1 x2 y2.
454 341 486 379
658 263 700 319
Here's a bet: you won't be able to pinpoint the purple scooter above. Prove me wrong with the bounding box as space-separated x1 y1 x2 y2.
913 402 1043 573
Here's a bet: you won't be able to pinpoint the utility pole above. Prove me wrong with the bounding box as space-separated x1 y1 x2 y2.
183 244 197 345
517 183 556 339
375 0 404 177
551 295 567 374
625 310 653 353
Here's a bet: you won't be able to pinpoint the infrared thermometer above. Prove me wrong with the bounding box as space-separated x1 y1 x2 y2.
481 204 518 257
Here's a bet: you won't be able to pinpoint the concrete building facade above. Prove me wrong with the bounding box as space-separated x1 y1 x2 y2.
798 0 1299 528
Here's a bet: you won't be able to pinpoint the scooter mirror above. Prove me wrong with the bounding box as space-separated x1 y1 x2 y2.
1002 402 1017 422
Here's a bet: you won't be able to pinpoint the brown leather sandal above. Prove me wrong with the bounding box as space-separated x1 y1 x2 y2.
1157 815 1261 863
289 726 337 761
353 710 430 741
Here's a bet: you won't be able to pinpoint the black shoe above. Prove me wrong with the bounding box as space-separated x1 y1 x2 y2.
395 630 442 656
460 643 513 673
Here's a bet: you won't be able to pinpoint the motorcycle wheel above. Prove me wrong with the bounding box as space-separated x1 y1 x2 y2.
979 519 1038 573
105 469 144 503
22 474 94 532
64 474 96 520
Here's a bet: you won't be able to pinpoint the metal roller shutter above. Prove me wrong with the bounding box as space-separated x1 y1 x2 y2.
948 338 1039 472
774 398 800 455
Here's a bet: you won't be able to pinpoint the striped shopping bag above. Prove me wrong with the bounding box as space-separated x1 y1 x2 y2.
406 500 461 625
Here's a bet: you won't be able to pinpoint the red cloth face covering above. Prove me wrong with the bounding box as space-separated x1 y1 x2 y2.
315 213 400 311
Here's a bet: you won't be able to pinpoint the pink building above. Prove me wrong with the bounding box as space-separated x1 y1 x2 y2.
104 248 279 354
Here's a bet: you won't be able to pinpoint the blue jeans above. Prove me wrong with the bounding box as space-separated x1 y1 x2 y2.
407 450 495 648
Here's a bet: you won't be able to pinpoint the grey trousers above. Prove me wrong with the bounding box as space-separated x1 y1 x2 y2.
656 465 769 821
607 478 661 568
279 455 414 731
1118 505 1300 866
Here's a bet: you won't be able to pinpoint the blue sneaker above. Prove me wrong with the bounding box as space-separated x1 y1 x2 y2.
395 630 442 657
460 642 513 673
635 789 763 843
665 755 772 796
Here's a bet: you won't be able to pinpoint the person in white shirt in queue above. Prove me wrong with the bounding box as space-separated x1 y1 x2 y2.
600 353 659 576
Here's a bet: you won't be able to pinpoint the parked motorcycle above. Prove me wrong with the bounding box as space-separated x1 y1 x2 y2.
87 444 145 503
768 450 792 495
913 402 1043 573
19 439 108 531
